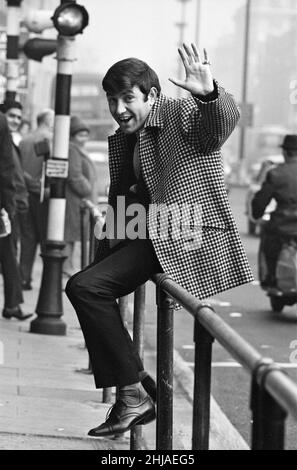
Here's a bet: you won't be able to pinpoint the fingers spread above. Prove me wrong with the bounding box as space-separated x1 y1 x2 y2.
191 43 201 62
203 48 209 64
178 47 188 68
183 43 194 64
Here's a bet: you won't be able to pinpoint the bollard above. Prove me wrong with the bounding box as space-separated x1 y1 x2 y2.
130 284 146 450
30 1 89 336
31 241 67 335
192 315 214 450
156 284 175 450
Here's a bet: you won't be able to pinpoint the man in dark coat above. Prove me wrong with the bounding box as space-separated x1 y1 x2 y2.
252 134 297 288
66 44 253 437
0 107 31 321
0 113 15 222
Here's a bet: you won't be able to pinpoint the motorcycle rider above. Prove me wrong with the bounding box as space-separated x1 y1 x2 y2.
251 134 297 291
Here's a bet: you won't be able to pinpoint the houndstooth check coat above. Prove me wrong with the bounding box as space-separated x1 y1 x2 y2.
95 84 254 300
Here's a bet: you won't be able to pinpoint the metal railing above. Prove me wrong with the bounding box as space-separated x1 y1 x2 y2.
80 199 297 450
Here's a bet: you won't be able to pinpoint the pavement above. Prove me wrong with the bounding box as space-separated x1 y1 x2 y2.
0 249 249 451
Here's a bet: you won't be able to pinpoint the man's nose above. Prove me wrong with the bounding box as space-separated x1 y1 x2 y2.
116 100 126 115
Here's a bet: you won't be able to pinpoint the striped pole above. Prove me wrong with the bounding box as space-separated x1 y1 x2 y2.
5 0 22 100
30 0 87 336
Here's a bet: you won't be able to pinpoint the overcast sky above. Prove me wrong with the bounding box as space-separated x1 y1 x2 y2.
75 0 244 97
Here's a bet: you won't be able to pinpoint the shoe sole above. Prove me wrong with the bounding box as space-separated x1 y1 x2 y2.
2 314 33 321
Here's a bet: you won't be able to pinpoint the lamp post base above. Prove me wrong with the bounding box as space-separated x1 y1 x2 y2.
30 240 67 336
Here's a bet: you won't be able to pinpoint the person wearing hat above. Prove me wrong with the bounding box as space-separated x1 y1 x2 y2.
252 134 297 289
63 116 97 276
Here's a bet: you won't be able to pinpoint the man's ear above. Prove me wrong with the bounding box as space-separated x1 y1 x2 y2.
148 87 158 105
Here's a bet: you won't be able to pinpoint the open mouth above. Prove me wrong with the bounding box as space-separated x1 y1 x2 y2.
118 116 133 124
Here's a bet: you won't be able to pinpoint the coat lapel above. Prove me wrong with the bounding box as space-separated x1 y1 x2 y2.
108 132 127 187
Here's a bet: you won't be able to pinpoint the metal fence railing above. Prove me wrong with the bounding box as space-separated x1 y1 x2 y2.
80 199 297 451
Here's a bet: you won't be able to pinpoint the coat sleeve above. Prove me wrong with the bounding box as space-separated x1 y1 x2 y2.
0 115 16 219
67 146 92 198
251 171 274 220
181 81 240 153
12 147 29 213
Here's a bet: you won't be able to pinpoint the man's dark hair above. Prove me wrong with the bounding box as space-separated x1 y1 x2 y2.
0 99 23 113
102 58 161 98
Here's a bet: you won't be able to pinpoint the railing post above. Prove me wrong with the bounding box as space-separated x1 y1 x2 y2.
130 284 146 450
250 358 273 450
156 283 175 450
80 202 88 270
251 361 287 450
88 209 97 264
119 296 130 328
192 313 214 450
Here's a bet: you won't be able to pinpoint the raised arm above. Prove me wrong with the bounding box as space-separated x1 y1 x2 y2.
170 43 240 152
169 43 214 96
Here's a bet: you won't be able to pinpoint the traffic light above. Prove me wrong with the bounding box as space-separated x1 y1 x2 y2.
52 3 89 36
21 3 89 62
22 37 57 62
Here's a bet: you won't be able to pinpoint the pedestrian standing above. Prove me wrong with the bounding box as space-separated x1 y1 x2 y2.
0 106 32 321
63 116 97 277
18 109 54 290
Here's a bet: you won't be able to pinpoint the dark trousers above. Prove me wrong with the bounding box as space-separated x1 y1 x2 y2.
19 194 48 283
65 239 162 389
0 233 23 309
259 224 297 286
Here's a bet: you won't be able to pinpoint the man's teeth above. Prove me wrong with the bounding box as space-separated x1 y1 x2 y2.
119 116 131 122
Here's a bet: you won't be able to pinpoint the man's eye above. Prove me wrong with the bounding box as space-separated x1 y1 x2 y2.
125 96 134 102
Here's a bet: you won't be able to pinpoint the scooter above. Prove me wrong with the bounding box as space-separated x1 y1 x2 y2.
258 225 297 313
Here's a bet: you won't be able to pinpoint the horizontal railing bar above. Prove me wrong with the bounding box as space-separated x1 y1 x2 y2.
152 273 297 419
152 273 262 371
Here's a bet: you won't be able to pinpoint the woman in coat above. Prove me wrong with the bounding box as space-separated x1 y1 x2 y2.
63 116 97 276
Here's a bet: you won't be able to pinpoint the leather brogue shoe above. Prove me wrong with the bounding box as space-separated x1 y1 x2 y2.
2 306 33 321
88 395 155 437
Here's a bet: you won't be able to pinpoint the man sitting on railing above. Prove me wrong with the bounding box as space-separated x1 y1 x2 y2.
66 43 253 438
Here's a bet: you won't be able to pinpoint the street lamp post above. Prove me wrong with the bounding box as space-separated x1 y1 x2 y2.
238 0 251 163
30 0 89 336
5 0 22 101
175 0 190 98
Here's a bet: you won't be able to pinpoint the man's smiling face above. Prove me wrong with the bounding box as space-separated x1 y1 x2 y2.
6 107 22 133
107 85 155 134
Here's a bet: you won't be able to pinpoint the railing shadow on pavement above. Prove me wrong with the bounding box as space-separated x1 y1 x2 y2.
80 199 297 451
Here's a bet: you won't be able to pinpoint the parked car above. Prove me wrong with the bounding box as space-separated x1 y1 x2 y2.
245 154 284 235
85 140 110 203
